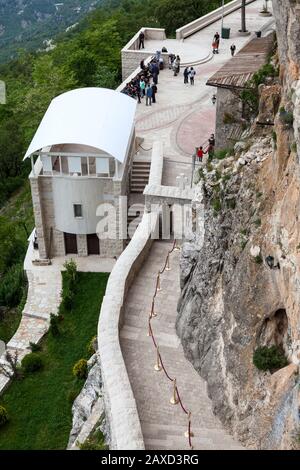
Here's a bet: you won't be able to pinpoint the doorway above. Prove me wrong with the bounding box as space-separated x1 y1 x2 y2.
87 234 100 255
64 232 78 254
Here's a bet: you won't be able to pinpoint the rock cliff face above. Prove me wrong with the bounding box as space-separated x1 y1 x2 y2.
177 0 300 449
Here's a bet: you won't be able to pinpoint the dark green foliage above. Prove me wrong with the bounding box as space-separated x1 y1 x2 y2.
0 272 108 449
212 198 222 215
50 314 61 337
73 359 88 380
21 353 44 374
241 239 247 250
87 336 97 357
227 198 236 209
240 63 278 114
0 264 26 308
254 218 261 227
254 255 263 264
253 346 288 371
67 389 79 404
215 148 232 160
279 108 294 126
0 406 9 427
29 342 41 353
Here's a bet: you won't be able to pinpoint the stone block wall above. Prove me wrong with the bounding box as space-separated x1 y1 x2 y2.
98 212 159 450
215 87 242 150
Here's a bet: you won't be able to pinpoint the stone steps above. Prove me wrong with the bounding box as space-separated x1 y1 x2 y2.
131 161 151 193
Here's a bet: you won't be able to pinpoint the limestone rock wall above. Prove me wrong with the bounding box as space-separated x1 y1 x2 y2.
176 0 300 449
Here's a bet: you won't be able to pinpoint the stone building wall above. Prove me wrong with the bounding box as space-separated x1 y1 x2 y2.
215 87 242 150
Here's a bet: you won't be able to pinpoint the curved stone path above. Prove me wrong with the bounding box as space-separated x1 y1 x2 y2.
125 0 273 450
120 241 243 450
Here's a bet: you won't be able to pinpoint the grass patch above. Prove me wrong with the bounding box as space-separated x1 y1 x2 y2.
0 272 108 450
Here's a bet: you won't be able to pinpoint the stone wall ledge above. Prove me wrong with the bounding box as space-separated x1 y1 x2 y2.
97 211 159 450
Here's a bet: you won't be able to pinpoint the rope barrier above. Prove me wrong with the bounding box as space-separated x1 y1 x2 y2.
147 239 194 449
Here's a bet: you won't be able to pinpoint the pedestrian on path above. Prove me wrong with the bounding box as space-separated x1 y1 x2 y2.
209 133 215 147
189 67 196 85
206 143 214 161
213 32 220 54
173 55 180 76
197 146 206 162
139 31 145 49
151 82 157 103
139 77 146 97
183 67 189 84
230 44 236 56
146 84 153 106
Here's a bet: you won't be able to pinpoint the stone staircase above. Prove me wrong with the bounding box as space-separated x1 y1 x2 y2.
126 204 144 244
130 160 151 193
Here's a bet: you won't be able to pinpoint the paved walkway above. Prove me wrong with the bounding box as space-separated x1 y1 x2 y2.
121 0 274 450
0 234 115 394
120 241 242 450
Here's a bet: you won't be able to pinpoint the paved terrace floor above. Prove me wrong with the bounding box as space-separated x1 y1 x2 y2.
121 0 274 450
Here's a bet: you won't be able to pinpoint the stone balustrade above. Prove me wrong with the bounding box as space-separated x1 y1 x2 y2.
121 27 168 80
176 0 256 39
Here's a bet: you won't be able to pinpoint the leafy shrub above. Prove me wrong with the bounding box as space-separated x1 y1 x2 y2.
223 112 236 124
50 313 60 337
253 346 288 371
87 336 97 357
215 149 229 160
212 198 221 214
241 239 247 250
254 218 261 227
291 142 297 153
279 107 294 126
64 259 77 284
0 263 25 308
206 162 213 172
254 255 263 264
62 290 74 311
21 353 44 374
73 359 88 380
29 342 41 353
0 405 9 427
214 169 222 181
227 198 236 209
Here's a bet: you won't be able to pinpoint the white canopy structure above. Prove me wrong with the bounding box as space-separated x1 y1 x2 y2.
24 87 137 163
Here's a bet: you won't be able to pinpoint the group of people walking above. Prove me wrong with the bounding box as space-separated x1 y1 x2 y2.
121 58 159 106
197 134 215 162
183 66 196 85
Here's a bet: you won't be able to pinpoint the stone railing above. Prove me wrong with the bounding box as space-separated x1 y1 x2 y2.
176 0 256 39
148 141 164 186
121 27 168 80
97 211 159 450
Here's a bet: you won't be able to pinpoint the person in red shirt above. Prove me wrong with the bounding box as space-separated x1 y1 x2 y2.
197 146 206 162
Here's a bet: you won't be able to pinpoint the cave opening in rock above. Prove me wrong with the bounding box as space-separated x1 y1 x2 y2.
258 308 288 350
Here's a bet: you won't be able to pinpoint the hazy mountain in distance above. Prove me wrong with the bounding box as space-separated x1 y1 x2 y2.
0 0 103 62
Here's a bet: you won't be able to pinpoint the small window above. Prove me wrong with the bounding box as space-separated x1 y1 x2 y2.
74 204 83 218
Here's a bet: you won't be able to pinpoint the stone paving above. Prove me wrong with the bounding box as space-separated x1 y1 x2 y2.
120 241 243 450
121 0 275 450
